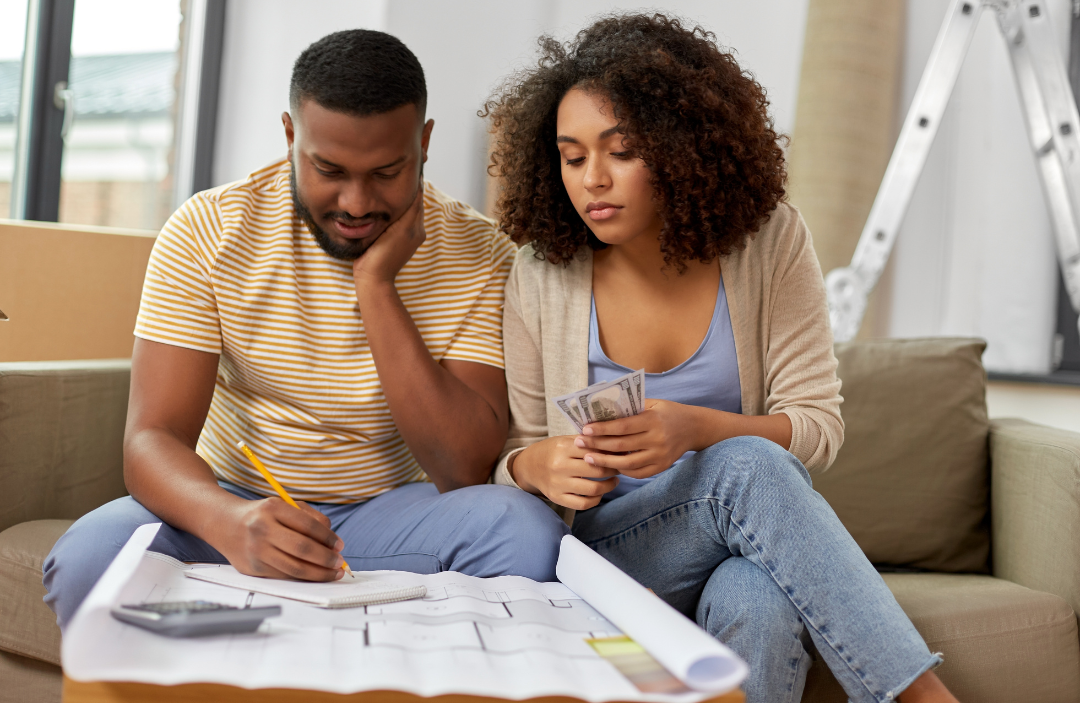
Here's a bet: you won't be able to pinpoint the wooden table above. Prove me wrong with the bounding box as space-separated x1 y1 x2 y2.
63 677 744 703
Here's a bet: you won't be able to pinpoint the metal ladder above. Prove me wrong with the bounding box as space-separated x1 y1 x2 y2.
826 0 1080 343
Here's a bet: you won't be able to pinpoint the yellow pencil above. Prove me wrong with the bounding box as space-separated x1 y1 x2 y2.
236 440 353 576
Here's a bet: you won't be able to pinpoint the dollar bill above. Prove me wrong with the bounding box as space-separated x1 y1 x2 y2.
553 379 609 430
550 369 647 432
629 369 644 411
577 377 638 423
552 394 587 432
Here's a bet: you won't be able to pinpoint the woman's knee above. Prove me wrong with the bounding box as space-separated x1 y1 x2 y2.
693 436 811 492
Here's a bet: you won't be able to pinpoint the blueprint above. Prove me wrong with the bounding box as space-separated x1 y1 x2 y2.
63 524 745 701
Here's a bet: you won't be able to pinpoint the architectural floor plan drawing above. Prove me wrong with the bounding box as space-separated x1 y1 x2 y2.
178 555 624 644
63 524 745 701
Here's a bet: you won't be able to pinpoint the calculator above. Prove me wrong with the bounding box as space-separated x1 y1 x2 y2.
110 600 281 637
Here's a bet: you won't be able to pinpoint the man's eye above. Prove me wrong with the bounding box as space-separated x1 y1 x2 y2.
374 171 401 180
315 167 340 177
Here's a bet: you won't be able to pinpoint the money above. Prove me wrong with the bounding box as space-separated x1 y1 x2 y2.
577 378 637 423
554 396 587 433
551 369 645 432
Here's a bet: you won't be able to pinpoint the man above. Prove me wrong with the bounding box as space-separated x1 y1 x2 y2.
43 29 568 629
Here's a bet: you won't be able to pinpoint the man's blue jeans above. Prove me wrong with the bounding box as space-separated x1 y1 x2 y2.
43 481 569 631
572 436 940 703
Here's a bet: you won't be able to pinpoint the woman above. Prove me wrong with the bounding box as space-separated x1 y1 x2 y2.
483 14 958 703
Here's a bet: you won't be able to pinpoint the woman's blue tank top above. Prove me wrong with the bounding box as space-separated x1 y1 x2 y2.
587 276 742 500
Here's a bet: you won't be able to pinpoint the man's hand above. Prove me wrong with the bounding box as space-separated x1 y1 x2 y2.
215 497 346 581
575 399 702 479
352 182 426 290
510 435 620 510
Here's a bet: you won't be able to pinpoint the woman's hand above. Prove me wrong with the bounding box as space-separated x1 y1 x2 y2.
510 435 620 510
576 399 707 478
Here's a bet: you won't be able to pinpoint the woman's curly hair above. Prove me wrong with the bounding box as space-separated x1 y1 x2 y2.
482 13 787 269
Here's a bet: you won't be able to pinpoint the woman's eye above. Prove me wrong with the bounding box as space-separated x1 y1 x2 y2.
564 157 585 166
611 151 632 159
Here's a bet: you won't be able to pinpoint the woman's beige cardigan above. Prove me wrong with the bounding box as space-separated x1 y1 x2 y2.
491 203 844 523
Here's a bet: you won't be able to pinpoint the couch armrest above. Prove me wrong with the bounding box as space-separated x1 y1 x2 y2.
990 418 1080 616
0 360 130 533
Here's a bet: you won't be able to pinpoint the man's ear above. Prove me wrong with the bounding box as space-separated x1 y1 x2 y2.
420 118 434 163
283 112 295 158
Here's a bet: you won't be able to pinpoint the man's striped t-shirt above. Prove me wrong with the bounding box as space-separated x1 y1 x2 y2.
135 158 515 503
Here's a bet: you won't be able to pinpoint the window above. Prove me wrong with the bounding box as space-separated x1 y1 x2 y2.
57 0 183 230
5 0 224 230
0 0 30 219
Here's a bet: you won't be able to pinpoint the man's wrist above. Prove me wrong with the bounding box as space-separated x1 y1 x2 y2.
187 487 253 549
353 277 399 306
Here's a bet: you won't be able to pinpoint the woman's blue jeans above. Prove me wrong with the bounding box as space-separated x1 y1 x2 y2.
571 436 940 703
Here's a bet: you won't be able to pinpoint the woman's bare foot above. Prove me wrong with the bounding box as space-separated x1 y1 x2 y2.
897 670 959 703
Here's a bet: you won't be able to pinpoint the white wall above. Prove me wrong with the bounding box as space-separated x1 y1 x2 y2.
987 381 1080 434
205 0 1080 433
546 1 809 137
384 1 553 208
393 0 809 208
213 0 389 185
886 0 1070 374
214 0 810 210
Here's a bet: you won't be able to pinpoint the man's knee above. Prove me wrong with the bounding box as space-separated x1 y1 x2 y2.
450 484 569 582
43 496 159 630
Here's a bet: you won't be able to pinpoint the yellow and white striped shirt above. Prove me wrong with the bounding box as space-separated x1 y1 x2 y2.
135 158 514 502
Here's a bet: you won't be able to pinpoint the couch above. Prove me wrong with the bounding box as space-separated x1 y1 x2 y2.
1 339 1078 702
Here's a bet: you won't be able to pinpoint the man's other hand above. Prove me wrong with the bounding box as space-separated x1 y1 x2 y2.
352 181 426 290
218 497 346 581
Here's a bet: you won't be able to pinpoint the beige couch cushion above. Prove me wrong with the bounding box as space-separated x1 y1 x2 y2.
0 520 73 666
816 338 990 572
0 650 60 703
802 573 1080 703
0 361 130 534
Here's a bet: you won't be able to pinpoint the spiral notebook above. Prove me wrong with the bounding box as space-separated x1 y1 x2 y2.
185 565 426 609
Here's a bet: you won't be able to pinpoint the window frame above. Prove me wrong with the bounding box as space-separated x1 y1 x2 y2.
10 0 74 222
172 0 227 208
1054 4 1080 376
8 0 226 223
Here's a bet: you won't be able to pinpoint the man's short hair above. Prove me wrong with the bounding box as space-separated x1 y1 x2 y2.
289 29 427 118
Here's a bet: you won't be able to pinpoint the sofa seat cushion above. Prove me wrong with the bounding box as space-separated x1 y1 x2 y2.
0 650 61 703
0 520 73 666
802 573 1080 703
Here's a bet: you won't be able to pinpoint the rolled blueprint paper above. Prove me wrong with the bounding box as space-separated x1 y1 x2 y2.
556 535 748 693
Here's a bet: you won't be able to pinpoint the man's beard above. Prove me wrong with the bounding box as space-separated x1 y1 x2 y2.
290 163 389 261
